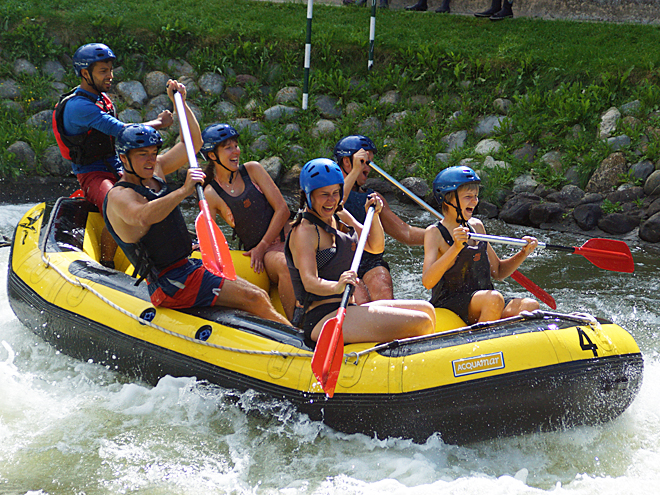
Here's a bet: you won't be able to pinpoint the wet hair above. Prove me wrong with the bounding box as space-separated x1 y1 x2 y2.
290 189 343 229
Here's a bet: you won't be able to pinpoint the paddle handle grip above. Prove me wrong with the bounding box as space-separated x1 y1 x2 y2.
468 232 548 250
173 91 200 170
340 205 376 308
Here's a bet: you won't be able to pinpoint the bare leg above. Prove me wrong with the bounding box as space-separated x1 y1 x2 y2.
502 297 539 318
467 290 505 323
264 250 295 321
361 266 394 302
213 276 290 326
365 299 436 328
100 226 118 267
353 280 371 305
310 303 434 344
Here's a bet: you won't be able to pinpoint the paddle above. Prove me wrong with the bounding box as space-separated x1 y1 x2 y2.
311 205 376 398
367 160 558 309
468 233 634 273
172 91 236 280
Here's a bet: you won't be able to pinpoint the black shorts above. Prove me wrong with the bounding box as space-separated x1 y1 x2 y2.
357 251 390 279
301 301 356 349
434 292 513 325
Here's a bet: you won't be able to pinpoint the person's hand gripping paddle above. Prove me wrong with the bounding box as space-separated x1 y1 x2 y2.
173 90 235 280
311 205 376 398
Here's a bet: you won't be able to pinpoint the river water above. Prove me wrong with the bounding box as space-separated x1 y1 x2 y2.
1 200 659 495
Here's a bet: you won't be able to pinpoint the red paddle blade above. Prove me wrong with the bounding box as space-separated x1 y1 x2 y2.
311 309 346 398
195 210 236 281
510 270 557 309
69 189 85 198
577 239 634 273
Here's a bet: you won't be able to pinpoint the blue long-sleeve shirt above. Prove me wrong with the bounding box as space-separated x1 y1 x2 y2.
62 88 124 174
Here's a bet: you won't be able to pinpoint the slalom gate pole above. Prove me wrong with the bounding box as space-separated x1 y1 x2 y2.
302 0 314 110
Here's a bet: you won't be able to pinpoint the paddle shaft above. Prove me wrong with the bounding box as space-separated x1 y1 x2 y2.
368 160 557 309
320 206 376 381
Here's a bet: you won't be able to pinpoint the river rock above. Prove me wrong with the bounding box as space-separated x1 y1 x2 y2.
598 107 620 139
0 79 21 99
264 104 297 122
606 186 644 204
261 156 283 181
540 151 564 173
250 135 269 154
529 202 565 226
315 95 342 119
647 197 660 218
41 145 71 177
213 101 237 118
607 134 631 151
117 81 148 107
573 203 603 230
311 119 336 138
493 98 512 115
385 111 408 128
13 58 37 77
644 170 660 196
379 90 400 105
474 115 506 137
1 100 24 118
144 71 170 97
167 59 196 78
620 100 641 116
358 116 382 135
441 130 467 152
224 87 245 103
143 94 173 122
631 160 654 183
233 119 263 136
512 143 538 163
499 193 541 226
42 60 66 82
198 72 225 96
474 139 502 155
598 213 638 235
7 141 36 174
546 185 585 208
283 123 300 136
398 177 428 204
476 200 498 219
275 86 300 104
512 175 538 194
118 108 142 123
585 152 627 193
25 110 53 131
639 212 660 242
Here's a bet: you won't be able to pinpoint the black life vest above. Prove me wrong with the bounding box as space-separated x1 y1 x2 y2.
429 222 494 307
285 212 357 308
209 165 282 251
52 87 118 168
103 176 192 284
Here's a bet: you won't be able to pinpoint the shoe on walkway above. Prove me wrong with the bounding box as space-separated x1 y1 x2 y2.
489 4 513 20
379 0 389 8
406 0 428 11
435 0 450 13
474 0 501 17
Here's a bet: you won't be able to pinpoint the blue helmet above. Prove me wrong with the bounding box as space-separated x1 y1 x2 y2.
333 135 377 167
116 124 163 156
73 43 116 78
201 124 240 159
300 158 344 209
433 166 481 204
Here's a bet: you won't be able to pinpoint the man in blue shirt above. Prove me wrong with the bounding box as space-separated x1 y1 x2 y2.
53 43 172 267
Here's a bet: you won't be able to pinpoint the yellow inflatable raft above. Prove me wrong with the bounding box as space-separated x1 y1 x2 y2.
8 198 643 444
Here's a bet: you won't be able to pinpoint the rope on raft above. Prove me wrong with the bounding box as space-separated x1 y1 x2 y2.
39 248 602 363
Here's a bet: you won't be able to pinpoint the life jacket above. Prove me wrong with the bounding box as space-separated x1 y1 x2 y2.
103 176 192 284
209 165 283 251
285 212 357 318
344 187 375 224
429 222 494 307
52 87 118 168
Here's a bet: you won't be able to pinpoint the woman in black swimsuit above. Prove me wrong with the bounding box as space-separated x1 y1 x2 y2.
285 158 436 347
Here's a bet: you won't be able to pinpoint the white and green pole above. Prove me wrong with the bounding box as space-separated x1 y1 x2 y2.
368 0 376 70
302 0 313 110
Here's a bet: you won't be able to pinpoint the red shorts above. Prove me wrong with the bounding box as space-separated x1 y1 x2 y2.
76 171 120 213
148 258 225 309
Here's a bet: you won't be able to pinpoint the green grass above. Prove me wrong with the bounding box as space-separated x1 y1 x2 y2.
1 0 660 196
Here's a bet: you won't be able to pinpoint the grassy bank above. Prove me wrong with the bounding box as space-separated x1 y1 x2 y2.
2 0 660 196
